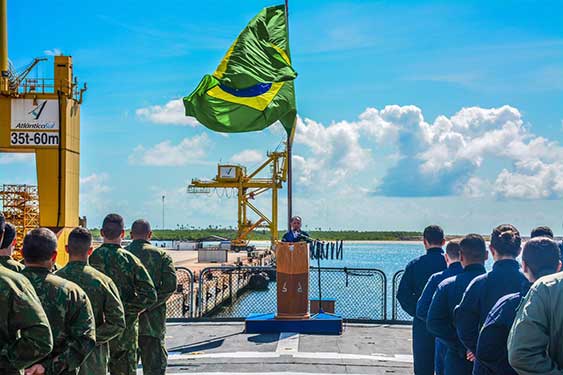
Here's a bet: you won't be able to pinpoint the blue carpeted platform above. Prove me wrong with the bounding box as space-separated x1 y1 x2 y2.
245 312 343 334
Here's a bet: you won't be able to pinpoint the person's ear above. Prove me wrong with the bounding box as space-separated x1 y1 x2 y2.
485 251 489 261
148 231 153 241
489 245 496 257
120 229 125 239
441 239 446 246
445 253 450 264
51 250 58 262
557 261 562 273
423 239 429 248
87 247 93 256
11 238 16 247
101 229 105 238
65 245 69 254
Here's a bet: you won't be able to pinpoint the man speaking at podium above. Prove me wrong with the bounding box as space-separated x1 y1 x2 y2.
282 216 311 242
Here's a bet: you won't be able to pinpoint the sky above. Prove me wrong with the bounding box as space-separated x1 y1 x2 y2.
1 0 563 235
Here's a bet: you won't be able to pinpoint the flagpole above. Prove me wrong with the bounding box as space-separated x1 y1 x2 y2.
285 0 293 231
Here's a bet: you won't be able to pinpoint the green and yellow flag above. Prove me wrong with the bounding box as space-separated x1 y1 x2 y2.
183 5 297 134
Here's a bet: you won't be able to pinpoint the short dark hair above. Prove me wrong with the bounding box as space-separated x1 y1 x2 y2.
1 223 16 249
445 239 461 260
131 219 152 237
23 228 58 263
102 213 124 240
423 225 444 246
491 224 522 257
531 226 554 239
460 234 487 263
522 237 560 279
68 227 92 255
0 212 5 238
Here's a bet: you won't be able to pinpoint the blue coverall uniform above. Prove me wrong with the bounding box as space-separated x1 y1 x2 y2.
455 259 527 375
475 282 531 375
427 263 486 375
416 262 463 375
397 247 447 375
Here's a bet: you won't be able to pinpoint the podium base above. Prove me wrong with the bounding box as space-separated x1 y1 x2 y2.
245 312 343 335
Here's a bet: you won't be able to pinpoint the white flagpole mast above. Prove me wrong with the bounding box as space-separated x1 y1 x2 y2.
285 0 294 232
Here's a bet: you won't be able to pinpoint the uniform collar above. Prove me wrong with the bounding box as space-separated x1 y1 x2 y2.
463 263 486 273
449 261 462 270
23 266 51 275
131 239 151 245
427 247 444 254
0 255 12 260
100 243 123 250
493 258 520 270
67 260 88 266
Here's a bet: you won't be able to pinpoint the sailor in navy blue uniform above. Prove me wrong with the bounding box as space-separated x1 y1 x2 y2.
281 216 311 243
455 224 527 375
475 237 562 375
397 225 447 375
427 234 488 375
417 239 463 375
529 225 563 262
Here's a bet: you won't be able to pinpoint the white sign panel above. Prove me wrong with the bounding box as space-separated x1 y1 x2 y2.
10 131 59 146
11 99 59 130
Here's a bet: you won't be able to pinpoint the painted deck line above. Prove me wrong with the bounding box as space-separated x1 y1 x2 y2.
167 350 413 363
276 332 300 354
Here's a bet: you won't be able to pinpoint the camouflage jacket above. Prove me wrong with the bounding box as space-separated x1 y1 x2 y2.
89 243 157 320
21 267 96 375
56 261 125 344
0 266 53 372
0 255 24 272
126 240 177 338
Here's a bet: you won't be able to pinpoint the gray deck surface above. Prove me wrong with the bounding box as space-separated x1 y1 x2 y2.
138 322 413 374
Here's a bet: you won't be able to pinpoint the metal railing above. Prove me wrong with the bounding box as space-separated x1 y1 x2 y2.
166 267 195 318
392 270 412 322
167 266 409 324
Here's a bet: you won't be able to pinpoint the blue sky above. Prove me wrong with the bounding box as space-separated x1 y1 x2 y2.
2 0 563 235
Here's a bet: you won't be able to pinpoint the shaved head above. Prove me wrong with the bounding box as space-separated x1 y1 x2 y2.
131 219 152 240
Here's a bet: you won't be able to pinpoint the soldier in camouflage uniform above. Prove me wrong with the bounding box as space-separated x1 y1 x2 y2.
21 228 96 375
0 223 24 272
56 227 126 375
0 213 53 375
127 219 177 375
89 214 157 375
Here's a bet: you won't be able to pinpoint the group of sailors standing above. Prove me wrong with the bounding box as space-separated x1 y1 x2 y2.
398 224 563 375
0 212 177 375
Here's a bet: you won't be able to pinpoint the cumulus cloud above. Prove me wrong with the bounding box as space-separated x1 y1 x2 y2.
230 149 264 165
128 134 210 166
80 173 111 194
136 99 199 126
293 105 563 199
0 153 34 165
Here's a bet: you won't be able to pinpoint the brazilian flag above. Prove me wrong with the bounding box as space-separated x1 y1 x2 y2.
183 5 297 135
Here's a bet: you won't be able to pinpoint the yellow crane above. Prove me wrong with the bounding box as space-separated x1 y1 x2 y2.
189 148 288 251
0 0 86 264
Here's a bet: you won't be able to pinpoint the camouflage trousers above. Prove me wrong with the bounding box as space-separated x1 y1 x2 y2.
79 342 109 375
109 317 139 375
138 335 167 375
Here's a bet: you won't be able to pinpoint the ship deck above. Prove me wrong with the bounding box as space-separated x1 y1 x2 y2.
142 322 413 374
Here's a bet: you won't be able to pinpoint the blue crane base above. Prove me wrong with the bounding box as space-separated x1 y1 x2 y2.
245 312 343 335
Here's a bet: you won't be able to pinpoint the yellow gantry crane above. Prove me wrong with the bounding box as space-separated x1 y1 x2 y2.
189 149 288 251
0 0 86 264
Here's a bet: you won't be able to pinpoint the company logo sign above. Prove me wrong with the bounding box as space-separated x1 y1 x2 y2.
11 99 59 130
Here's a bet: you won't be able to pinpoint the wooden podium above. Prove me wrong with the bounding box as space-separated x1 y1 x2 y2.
275 242 310 320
